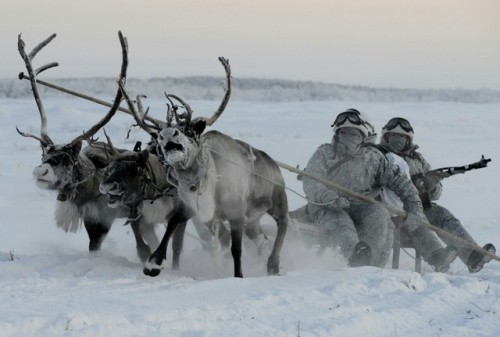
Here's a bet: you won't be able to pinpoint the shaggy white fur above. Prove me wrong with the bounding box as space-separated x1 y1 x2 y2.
141 197 175 224
55 200 81 232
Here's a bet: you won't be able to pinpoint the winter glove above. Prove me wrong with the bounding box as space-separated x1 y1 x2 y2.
320 190 350 210
424 172 442 191
328 197 350 210
413 172 442 194
403 211 426 232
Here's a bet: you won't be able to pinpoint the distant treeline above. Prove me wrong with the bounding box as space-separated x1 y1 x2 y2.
1 76 499 103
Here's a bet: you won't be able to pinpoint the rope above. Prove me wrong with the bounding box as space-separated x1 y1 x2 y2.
276 160 500 263
207 147 332 207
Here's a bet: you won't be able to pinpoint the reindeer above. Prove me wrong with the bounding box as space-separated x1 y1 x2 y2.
15 31 158 262
98 133 193 272
121 57 289 278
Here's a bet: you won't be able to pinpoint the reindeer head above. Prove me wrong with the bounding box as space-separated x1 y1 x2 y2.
157 68 230 169
122 57 231 171
33 142 82 190
100 152 149 208
157 117 207 170
99 145 150 208
16 32 129 193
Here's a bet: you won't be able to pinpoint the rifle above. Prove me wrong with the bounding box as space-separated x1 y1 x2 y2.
425 155 491 179
411 155 491 209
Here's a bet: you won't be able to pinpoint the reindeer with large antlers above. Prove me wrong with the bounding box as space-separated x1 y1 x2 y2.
16 32 159 261
123 58 289 278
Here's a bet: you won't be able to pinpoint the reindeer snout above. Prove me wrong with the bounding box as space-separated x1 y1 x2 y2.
100 181 121 195
32 163 57 188
33 164 49 178
109 182 120 193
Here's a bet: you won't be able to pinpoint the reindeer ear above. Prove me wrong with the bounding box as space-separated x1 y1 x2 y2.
133 141 142 152
192 119 206 136
68 141 82 156
138 149 149 167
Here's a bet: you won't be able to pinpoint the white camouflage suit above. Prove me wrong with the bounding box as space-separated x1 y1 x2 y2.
392 143 478 264
380 151 455 262
303 142 425 267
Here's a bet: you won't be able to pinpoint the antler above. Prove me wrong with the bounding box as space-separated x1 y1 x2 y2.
16 33 59 147
164 93 194 126
102 129 142 162
119 82 164 135
205 57 231 126
163 57 231 129
70 31 129 146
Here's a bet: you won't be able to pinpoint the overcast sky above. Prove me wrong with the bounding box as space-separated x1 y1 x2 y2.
2 0 499 90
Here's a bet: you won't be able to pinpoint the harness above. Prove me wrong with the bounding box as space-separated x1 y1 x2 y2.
125 158 175 225
56 155 95 202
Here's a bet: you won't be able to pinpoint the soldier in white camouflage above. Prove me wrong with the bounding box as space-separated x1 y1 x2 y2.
302 109 428 268
379 117 496 273
378 150 458 273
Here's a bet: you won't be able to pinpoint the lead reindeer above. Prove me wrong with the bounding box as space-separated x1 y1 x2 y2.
16 31 158 261
123 57 289 278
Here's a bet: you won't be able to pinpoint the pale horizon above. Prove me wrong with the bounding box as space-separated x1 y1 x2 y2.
2 0 499 90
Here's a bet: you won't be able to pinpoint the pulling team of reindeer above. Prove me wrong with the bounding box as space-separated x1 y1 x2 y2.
18 32 500 277
17 31 288 278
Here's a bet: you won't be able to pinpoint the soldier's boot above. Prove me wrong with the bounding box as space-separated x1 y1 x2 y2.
348 241 372 267
467 243 496 273
427 246 458 273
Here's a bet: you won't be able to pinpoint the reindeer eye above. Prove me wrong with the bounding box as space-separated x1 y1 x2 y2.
46 157 58 165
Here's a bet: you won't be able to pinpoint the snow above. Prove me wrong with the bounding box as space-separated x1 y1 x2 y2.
1 96 500 336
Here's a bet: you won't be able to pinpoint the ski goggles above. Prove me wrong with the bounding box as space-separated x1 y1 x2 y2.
331 109 363 128
383 117 413 133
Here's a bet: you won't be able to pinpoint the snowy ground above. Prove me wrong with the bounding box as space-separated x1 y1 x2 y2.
1 97 500 336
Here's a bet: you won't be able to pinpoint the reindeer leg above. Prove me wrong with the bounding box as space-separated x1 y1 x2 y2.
171 219 187 270
130 220 153 264
245 219 271 256
229 220 244 278
84 220 110 252
143 211 183 277
267 192 289 275
217 222 231 249
267 215 287 275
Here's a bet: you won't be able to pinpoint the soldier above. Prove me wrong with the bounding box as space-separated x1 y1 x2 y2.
379 117 496 273
302 108 450 268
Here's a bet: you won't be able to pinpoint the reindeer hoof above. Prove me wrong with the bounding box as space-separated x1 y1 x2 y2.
267 260 280 275
267 267 280 275
143 267 161 277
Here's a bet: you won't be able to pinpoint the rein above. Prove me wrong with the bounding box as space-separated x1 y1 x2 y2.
206 147 329 207
56 156 96 202
124 158 175 226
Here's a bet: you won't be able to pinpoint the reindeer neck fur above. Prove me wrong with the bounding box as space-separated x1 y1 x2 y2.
140 155 170 201
57 153 101 205
170 141 218 223
55 153 103 233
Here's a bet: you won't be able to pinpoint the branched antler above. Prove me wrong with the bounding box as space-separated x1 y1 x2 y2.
163 57 231 130
17 31 130 149
165 93 193 127
205 57 231 126
102 129 122 160
70 31 129 146
165 102 174 126
102 129 143 162
119 82 164 135
16 33 59 147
